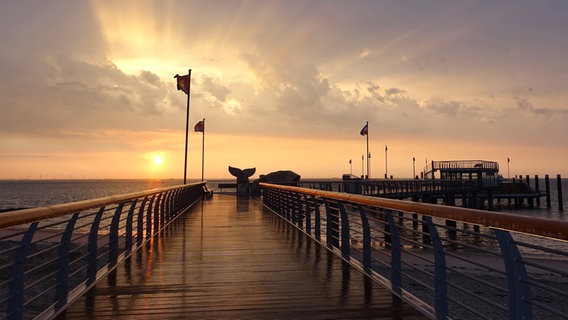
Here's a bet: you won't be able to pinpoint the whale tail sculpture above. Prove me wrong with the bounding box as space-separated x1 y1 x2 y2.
228 166 256 195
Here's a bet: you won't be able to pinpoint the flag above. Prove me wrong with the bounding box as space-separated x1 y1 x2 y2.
349 159 352 164
385 145 388 151
174 74 190 95
360 123 368 136
194 120 204 132
507 157 510 163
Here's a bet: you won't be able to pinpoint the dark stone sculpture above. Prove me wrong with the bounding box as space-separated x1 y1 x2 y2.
258 170 301 184
228 166 256 194
250 170 301 195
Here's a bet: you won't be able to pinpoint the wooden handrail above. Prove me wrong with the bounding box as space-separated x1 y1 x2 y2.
260 182 568 241
0 182 205 229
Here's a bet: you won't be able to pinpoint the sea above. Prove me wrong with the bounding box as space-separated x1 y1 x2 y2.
0 178 567 222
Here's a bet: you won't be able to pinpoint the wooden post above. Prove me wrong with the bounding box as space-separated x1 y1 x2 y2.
545 175 551 208
557 174 563 211
526 175 533 207
535 175 540 207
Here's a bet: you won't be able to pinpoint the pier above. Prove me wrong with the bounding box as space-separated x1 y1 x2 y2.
58 195 423 319
1 181 567 319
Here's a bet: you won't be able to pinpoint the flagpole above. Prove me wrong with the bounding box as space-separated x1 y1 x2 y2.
385 145 388 179
183 69 192 184
201 118 205 181
366 121 369 179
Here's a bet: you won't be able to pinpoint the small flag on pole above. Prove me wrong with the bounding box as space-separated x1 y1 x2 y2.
174 74 190 95
194 120 205 132
360 123 368 136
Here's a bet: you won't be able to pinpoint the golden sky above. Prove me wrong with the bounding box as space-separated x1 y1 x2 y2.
1 1 568 180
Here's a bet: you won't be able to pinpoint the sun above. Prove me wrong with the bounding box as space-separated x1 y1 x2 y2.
153 155 163 165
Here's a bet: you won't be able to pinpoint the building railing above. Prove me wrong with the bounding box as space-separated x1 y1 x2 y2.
0 182 207 320
260 182 568 320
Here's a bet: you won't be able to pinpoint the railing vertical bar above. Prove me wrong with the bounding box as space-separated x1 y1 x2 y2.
357 206 372 274
146 196 155 238
424 216 448 320
87 207 105 285
153 194 162 234
125 200 137 252
55 212 79 309
385 209 402 295
323 199 339 249
109 203 125 267
8 222 38 319
303 194 312 235
494 229 532 320
313 196 321 241
337 202 350 260
136 198 148 246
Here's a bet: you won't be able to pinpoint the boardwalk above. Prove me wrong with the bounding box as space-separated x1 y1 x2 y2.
57 195 426 319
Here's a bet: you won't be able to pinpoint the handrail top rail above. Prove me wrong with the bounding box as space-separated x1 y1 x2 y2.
259 182 568 241
0 181 206 229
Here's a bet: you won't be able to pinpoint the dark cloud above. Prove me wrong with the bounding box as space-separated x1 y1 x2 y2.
200 75 232 102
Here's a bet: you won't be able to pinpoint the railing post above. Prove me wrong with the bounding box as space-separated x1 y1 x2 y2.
8 222 38 319
125 200 137 252
303 194 312 235
146 195 155 238
153 193 162 233
55 213 79 309
87 207 105 285
313 196 321 241
109 203 125 267
385 210 402 295
358 206 372 274
290 192 298 225
323 199 340 250
494 229 532 320
136 198 148 246
337 202 350 260
424 216 448 320
295 193 304 230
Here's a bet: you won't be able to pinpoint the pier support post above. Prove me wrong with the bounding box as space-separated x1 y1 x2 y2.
545 175 551 208
535 175 540 207
557 174 563 211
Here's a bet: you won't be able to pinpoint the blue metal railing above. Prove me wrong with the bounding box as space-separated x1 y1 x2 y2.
261 183 568 320
0 182 206 320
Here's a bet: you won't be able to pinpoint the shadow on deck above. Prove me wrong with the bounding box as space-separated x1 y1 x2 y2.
57 195 426 319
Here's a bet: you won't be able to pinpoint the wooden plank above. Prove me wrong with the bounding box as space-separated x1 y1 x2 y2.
57 195 426 319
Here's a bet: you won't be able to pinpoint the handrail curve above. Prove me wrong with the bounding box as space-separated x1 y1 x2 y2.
0 182 204 229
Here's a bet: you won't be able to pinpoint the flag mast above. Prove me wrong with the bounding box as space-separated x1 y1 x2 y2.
366 121 370 179
201 118 205 181
183 69 192 184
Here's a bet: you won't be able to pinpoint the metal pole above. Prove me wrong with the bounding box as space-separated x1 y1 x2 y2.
385 145 388 179
361 154 364 178
413 157 416 179
366 121 369 179
183 69 192 184
201 118 205 181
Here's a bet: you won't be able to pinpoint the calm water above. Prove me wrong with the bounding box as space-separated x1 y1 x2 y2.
0 179 186 211
0 178 566 221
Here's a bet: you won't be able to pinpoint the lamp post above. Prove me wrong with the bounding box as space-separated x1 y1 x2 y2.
413 157 416 179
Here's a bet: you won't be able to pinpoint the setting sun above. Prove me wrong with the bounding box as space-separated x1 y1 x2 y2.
153 155 163 165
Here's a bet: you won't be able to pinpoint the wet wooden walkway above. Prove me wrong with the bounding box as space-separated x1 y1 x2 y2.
58 195 426 319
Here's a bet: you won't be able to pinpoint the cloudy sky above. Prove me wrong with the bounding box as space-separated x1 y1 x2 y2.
1 0 567 180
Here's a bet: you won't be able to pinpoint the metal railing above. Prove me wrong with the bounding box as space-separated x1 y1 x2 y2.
261 183 568 320
0 182 206 320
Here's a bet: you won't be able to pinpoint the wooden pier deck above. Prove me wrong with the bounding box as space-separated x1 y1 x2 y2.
57 194 426 319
